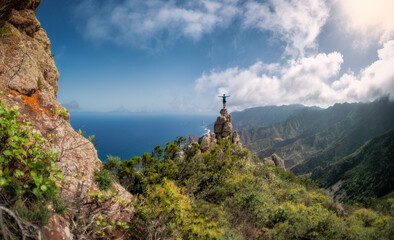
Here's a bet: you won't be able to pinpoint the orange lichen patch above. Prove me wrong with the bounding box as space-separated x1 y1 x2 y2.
9 90 52 117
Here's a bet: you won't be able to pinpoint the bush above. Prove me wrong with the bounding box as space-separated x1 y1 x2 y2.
94 169 113 191
130 179 224 240
103 155 121 172
0 100 64 225
105 137 393 239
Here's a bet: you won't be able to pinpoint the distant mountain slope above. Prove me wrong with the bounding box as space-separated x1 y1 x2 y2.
312 128 394 202
231 104 308 130
237 97 394 172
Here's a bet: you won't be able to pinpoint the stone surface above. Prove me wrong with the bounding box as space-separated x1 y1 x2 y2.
187 134 199 144
0 1 132 238
263 153 286 170
198 108 241 151
42 214 71 240
214 108 233 139
198 132 217 151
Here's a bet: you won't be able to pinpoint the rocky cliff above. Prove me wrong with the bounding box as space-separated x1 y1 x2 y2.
0 1 131 238
198 108 241 151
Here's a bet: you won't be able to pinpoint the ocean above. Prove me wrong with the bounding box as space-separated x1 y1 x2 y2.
69 112 216 161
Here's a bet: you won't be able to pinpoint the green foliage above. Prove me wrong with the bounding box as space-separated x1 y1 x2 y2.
315 128 394 203
50 107 68 117
107 136 392 239
94 155 124 191
237 98 394 177
37 77 42 89
94 169 113 191
94 215 129 237
0 101 64 225
130 179 223 239
0 25 11 38
103 155 122 172
15 199 50 225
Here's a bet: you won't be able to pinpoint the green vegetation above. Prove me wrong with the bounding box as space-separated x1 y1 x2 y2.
0 99 65 237
94 155 121 191
314 128 394 206
237 97 394 175
0 25 11 37
94 169 113 191
106 137 392 239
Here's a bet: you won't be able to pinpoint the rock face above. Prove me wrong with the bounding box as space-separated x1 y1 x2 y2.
263 153 286 170
0 1 131 238
214 108 233 138
198 108 241 150
187 134 199 144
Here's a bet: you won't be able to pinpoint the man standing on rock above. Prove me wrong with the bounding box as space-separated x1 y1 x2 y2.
218 94 230 109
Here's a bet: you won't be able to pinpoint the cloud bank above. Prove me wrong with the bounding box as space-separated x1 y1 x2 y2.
243 0 329 56
195 41 394 109
74 0 328 54
74 0 240 48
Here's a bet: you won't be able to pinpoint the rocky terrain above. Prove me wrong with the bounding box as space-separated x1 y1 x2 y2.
198 108 241 151
0 1 131 238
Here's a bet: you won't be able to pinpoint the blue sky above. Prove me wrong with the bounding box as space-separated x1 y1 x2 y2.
36 0 394 113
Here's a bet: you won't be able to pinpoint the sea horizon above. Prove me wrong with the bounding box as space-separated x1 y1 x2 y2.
69 112 216 161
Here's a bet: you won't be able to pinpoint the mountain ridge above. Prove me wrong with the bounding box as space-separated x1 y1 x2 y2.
313 127 394 203
234 97 394 174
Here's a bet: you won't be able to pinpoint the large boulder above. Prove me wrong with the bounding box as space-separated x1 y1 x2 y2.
263 153 286 170
198 132 216 151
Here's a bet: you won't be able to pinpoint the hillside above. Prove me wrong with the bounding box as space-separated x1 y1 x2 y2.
231 104 308 130
98 134 393 239
236 97 394 173
312 128 394 203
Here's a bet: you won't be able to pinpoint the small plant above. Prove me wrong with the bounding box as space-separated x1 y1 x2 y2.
0 25 11 37
0 99 65 238
37 77 42 89
94 169 113 191
51 107 67 115
103 155 121 172
94 215 129 237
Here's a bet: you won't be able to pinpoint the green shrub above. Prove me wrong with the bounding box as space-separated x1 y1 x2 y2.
106 137 393 239
103 155 121 172
94 169 113 191
0 100 64 225
130 179 224 240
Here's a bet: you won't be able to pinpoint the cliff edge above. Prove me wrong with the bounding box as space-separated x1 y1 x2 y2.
0 1 131 238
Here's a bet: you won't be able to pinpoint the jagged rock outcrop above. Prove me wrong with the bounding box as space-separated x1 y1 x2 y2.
214 108 232 138
263 153 286 170
187 134 199 144
0 1 131 238
198 132 217 151
198 108 241 150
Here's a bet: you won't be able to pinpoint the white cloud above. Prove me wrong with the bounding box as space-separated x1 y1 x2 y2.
195 52 343 108
74 0 330 54
195 41 394 109
334 0 394 48
332 40 394 101
74 0 240 48
243 0 329 56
